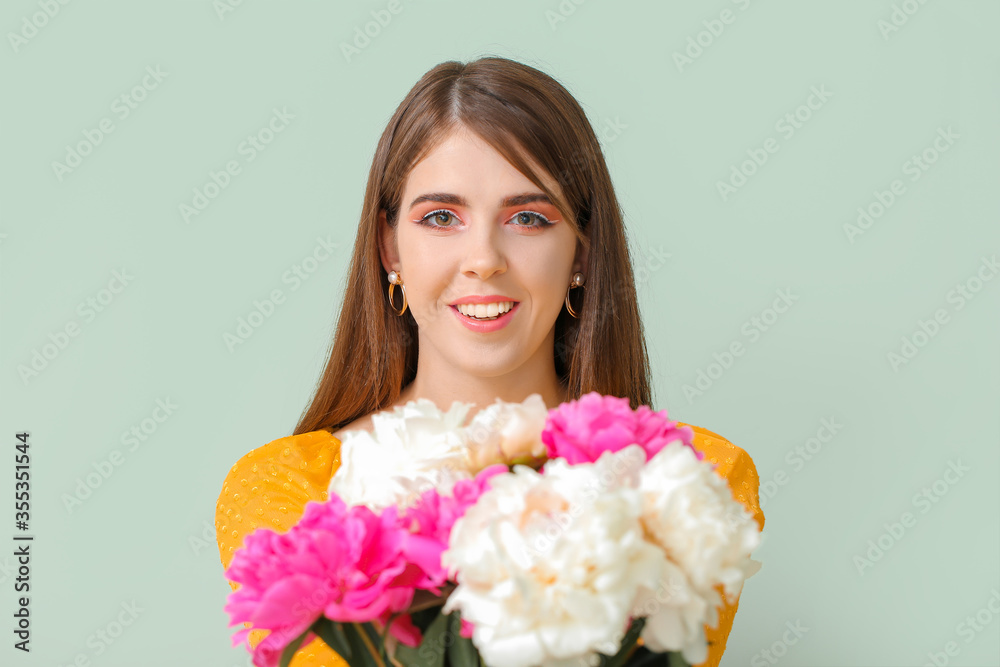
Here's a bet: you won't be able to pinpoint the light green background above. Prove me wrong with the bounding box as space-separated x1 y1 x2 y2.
1 1 998 665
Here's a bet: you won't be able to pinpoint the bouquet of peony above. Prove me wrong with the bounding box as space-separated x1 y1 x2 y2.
224 392 763 667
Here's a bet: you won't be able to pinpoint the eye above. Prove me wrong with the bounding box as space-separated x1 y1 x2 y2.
415 209 556 230
509 211 554 229
416 210 459 228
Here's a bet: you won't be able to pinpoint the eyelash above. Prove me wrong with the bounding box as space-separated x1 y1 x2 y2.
415 209 555 230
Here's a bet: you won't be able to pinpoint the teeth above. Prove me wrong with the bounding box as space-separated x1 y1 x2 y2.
456 301 514 319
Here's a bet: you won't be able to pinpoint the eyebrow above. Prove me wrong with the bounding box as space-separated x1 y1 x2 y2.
408 192 553 210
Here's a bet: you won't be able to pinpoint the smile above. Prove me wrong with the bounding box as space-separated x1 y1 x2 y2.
454 301 516 319
451 301 520 332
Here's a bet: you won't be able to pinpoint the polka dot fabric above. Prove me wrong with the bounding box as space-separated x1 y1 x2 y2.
215 424 763 667
683 425 765 667
216 430 346 667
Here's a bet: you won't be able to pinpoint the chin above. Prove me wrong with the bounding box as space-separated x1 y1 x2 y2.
451 353 523 378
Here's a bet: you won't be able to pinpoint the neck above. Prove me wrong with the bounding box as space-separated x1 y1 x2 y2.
393 336 568 416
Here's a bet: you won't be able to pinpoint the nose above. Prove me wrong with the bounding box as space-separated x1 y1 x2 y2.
459 217 507 280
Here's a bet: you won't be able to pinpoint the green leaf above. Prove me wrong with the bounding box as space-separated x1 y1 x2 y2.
379 613 401 665
393 610 449 667
445 612 479 667
666 652 690 667
391 644 422 665
310 618 353 660
598 618 647 667
342 622 381 667
409 606 443 634
278 627 311 667
364 621 392 665
621 650 672 666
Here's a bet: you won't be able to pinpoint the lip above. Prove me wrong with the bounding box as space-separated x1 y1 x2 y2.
450 295 518 306
451 301 520 333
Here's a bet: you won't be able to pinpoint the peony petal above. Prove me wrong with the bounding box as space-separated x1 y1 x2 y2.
402 533 446 579
383 610 424 647
251 575 325 635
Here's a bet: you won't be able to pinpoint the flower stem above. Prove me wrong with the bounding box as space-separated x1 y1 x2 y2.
350 622 386 667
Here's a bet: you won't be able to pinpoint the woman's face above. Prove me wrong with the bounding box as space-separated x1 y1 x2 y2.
380 124 585 380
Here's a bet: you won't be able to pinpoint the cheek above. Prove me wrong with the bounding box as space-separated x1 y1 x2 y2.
520 236 577 286
397 230 435 276
397 240 452 306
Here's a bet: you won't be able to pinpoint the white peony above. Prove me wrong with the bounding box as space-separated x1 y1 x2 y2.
463 393 549 470
441 447 667 667
329 398 475 511
328 394 551 511
628 561 715 664
635 441 763 659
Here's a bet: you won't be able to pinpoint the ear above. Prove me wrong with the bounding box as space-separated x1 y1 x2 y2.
378 209 400 275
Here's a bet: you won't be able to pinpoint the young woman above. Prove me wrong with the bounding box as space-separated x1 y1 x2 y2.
216 56 763 667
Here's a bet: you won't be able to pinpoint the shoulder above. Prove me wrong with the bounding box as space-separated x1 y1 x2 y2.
215 429 343 570
677 422 765 533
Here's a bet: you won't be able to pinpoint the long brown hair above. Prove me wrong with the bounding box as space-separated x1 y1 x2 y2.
294 56 652 436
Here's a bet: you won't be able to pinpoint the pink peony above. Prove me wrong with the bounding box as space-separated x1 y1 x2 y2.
395 465 507 644
399 464 508 584
225 495 441 667
540 392 700 465
225 467 506 666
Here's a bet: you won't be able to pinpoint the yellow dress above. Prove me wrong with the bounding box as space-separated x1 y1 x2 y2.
215 424 764 667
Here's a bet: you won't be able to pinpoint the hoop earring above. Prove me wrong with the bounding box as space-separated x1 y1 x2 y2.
565 272 585 318
387 270 408 316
